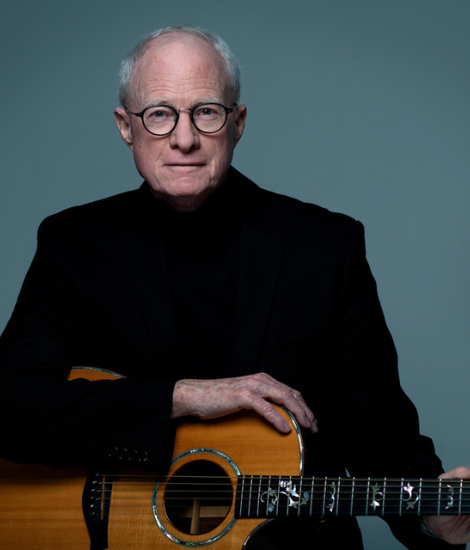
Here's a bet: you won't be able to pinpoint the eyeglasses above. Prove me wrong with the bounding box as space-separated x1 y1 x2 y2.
126 103 237 136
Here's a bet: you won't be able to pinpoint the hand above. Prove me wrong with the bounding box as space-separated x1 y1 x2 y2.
422 467 470 543
171 372 318 434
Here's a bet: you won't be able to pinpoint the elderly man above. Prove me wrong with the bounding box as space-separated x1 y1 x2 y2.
0 26 469 549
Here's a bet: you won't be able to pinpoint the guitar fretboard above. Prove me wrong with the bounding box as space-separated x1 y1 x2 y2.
235 476 470 518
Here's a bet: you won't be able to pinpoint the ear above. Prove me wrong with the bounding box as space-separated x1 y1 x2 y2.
114 108 134 151
233 104 247 147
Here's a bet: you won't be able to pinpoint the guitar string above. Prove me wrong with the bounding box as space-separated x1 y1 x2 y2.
78 496 470 514
97 475 470 484
97 491 470 501
81 479 470 513
84 477 470 511
95 476 470 493
95 477 470 491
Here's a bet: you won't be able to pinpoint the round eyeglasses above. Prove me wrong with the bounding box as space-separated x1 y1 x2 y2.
126 103 237 136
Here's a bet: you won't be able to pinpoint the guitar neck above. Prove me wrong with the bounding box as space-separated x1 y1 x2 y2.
236 476 470 518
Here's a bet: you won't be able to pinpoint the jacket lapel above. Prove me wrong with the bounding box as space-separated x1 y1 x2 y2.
230 181 285 375
117 190 183 370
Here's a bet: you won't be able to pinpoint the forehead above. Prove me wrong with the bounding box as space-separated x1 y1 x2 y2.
130 34 229 107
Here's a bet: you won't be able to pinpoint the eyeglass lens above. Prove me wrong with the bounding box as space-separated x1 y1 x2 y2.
143 104 228 135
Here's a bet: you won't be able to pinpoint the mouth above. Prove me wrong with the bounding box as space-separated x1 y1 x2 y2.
167 163 205 167
165 163 205 172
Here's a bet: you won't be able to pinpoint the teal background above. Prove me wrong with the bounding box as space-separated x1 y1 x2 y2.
1 2 469 547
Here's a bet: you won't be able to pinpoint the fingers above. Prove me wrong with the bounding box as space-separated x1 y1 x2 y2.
439 466 470 480
247 373 318 433
171 373 318 435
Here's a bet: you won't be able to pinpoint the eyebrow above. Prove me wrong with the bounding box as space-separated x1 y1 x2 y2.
143 97 223 108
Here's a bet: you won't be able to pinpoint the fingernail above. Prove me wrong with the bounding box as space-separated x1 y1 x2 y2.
282 419 292 433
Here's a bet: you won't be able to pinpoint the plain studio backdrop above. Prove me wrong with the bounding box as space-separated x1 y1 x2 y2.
1 1 469 547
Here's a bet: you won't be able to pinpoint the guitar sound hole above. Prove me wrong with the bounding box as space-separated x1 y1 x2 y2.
164 460 232 535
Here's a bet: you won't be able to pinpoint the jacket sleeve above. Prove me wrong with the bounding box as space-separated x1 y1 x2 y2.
0 217 176 469
332 222 440 477
335 222 465 549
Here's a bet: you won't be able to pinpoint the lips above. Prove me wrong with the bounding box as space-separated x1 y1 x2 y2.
165 163 206 172
166 163 205 167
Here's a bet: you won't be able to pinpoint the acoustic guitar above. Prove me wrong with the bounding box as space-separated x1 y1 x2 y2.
1 367 468 549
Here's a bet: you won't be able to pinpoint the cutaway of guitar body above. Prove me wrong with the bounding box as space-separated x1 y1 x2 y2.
0 367 303 549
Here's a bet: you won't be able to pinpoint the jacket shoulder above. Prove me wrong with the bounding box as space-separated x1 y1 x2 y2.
261 186 358 228
232 167 360 233
41 188 141 226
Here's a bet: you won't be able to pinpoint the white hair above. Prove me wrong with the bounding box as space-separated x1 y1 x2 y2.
118 26 241 108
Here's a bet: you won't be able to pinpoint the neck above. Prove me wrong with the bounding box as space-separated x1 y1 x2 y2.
149 189 215 212
236 475 469 519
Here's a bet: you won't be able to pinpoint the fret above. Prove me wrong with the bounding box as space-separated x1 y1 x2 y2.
275 476 280 517
418 479 422 515
298 476 303 517
459 480 463 515
248 475 253 517
399 479 404 515
267 476 272 516
309 477 314 516
366 478 370 516
239 476 245 518
322 478 327 515
382 478 387 516
283 477 292 517
438 479 442 515
336 478 341 515
257 476 261 517
350 477 355 516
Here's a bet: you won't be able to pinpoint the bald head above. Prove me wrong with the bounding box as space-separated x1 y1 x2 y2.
119 26 241 109
128 33 232 112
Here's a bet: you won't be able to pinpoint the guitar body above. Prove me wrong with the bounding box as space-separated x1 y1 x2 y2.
0 368 303 549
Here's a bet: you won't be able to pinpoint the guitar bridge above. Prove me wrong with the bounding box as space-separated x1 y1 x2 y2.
82 471 113 550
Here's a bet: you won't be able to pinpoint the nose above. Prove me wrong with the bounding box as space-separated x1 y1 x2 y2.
169 109 200 152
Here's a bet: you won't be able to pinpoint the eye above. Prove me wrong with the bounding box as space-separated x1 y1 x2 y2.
145 106 175 122
194 105 220 119
147 107 171 118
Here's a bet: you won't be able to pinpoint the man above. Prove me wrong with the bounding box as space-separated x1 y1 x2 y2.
0 26 469 549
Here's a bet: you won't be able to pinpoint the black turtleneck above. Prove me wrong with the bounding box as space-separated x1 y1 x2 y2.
149 177 243 378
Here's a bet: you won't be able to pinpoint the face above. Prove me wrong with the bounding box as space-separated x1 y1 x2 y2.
114 34 247 211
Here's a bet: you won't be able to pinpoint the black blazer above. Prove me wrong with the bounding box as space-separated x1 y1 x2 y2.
0 168 454 548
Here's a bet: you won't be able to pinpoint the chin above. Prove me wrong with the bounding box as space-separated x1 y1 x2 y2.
150 182 215 212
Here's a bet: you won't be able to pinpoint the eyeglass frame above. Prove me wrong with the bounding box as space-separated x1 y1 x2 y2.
126 102 237 137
